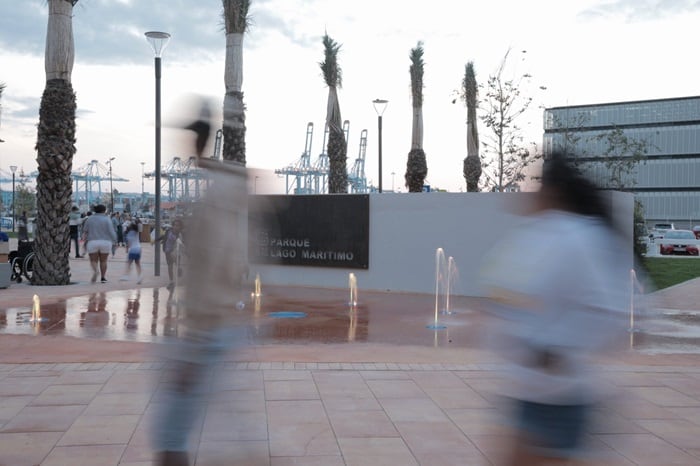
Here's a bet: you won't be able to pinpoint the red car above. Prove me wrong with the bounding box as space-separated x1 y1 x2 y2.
660 230 699 256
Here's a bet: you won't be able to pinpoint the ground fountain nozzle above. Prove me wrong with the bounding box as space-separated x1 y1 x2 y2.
348 273 358 308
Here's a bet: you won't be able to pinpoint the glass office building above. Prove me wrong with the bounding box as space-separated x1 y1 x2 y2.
543 96 700 228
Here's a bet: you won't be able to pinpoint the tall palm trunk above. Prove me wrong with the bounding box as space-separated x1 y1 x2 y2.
320 34 347 193
34 0 78 285
462 62 481 192
405 42 427 193
222 0 250 165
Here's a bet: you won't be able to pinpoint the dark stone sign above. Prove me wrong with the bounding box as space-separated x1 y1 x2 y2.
249 194 369 269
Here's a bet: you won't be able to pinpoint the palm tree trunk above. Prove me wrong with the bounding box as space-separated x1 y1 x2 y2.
223 31 246 164
326 87 347 193
33 0 77 285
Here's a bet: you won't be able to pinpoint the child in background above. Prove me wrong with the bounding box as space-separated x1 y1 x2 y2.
121 223 142 284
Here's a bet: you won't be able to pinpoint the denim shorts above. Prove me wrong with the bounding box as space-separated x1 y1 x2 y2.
516 400 588 454
128 251 141 261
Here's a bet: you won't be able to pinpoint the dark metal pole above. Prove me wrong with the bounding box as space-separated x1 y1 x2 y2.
11 173 15 232
109 162 114 213
378 115 383 193
154 55 162 276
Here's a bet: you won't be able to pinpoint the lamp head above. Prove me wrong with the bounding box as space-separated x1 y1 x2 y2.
145 31 171 57
10 165 17 173
373 99 389 116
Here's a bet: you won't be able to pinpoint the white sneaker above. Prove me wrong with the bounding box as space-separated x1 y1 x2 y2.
120 276 129 281
136 275 142 284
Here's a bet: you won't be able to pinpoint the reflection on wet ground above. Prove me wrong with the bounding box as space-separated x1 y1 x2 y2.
1 285 699 353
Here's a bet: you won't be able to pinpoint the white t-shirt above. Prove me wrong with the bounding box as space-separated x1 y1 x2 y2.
479 209 629 404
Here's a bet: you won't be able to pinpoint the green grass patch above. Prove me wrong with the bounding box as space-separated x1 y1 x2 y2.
641 257 700 290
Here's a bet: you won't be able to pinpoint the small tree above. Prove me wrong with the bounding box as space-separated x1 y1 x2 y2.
480 49 542 192
594 127 651 190
320 33 348 193
405 41 428 192
549 113 652 190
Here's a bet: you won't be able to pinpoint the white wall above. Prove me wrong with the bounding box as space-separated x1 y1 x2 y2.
250 192 634 297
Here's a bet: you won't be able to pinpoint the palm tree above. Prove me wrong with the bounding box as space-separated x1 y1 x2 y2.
320 33 347 193
33 0 78 285
405 42 427 192
222 0 251 165
462 61 481 192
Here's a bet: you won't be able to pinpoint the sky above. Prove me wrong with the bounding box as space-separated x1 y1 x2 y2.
1 0 700 196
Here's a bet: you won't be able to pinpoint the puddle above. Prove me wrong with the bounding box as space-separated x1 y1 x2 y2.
1 287 699 353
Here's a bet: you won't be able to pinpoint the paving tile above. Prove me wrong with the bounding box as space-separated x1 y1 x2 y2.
196 440 269 466
267 400 328 425
269 423 339 457
263 369 312 381
423 386 492 409
0 375 57 396
101 371 158 393
264 379 320 401
366 379 425 399
1 404 85 433
408 370 468 389
30 383 101 406
445 408 509 436
271 455 345 465
597 433 699 465
625 386 700 407
338 437 418 466
326 409 399 438
0 395 34 428
358 370 410 380
57 414 140 446
321 395 382 412
54 370 114 385
468 434 516 466
83 392 151 415
0 431 63 465
208 388 266 411
200 410 268 441
40 443 126 466
379 397 449 423
212 370 264 391
395 421 483 454
636 418 700 449
667 406 700 425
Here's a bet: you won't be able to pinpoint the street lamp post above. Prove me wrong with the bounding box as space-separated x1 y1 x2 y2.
372 99 388 193
254 176 260 194
140 162 145 210
391 171 395 192
145 31 171 277
10 165 16 232
106 157 115 213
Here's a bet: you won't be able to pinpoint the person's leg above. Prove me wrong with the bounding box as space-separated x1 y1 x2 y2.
135 258 142 283
166 253 175 286
73 236 81 257
88 253 99 283
98 252 109 281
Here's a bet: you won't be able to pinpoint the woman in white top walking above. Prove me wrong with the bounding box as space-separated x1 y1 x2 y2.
81 204 117 283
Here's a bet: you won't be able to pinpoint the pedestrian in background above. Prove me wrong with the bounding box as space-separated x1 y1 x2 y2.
17 211 28 241
69 205 83 258
82 204 117 283
121 222 142 284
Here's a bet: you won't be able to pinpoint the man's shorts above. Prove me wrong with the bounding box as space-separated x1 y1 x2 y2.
86 240 113 255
